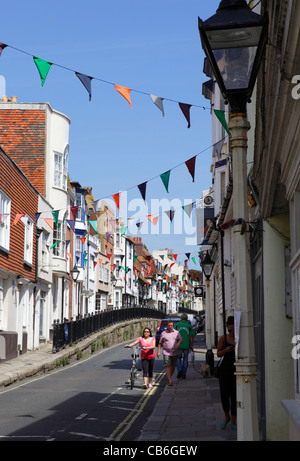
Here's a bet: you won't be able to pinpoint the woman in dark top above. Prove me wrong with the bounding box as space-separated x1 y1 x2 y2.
216 316 237 430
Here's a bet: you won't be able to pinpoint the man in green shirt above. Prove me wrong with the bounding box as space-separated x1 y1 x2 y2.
175 313 195 379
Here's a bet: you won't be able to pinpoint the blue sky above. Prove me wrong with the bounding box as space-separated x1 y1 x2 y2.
0 0 221 268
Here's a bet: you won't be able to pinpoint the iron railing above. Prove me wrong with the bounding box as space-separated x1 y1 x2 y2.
52 306 166 353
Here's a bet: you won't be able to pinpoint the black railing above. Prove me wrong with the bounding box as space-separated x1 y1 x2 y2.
52 307 166 353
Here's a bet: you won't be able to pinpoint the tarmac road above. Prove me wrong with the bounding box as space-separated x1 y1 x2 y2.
0 342 166 442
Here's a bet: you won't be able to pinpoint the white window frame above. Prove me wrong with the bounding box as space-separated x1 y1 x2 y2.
53 145 69 191
53 221 66 258
0 190 11 252
23 215 33 266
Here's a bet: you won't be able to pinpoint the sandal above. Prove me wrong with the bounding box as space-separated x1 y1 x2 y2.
231 423 237 430
220 420 230 429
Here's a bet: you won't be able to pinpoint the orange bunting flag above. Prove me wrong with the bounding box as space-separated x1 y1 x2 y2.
13 213 25 225
114 84 132 108
107 253 112 260
80 237 86 245
146 215 158 225
112 192 121 212
99 258 102 266
169 262 175 268
43 218 54 230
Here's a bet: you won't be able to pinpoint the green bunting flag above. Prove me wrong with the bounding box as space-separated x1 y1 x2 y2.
160 170 171 193
121 226 127 236
89 220 98 234
51 210 59 228
192 257 196 265
33 56 52 87
214 109 231 136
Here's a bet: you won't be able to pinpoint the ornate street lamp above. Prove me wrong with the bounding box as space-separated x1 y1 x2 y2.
198 0 268 113
200 251 215 375
70 265 80 284
198 0 268 441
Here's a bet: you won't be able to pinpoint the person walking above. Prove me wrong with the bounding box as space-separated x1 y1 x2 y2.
157 320 183 386
125 327 156 388
174 313 195 379
216 316 237 430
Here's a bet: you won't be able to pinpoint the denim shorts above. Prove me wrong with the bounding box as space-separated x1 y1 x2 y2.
163 354 178 367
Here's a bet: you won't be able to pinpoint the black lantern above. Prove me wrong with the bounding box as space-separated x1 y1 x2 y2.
198 0 268 113
200 252 215 280
70 265 80 284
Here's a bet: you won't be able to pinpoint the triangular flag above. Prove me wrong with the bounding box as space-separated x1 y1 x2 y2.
99 258 102 266
214 138 225 160
138 182 147 201
146 215 158 225
173 254 178 261
52 210 59 228
185 253 191 260
170 262 175 269
114 84 132 108
80 237 86 245
182 203 193 218
192 257 196 265
107 253 112 260
89 220 98 233
121 226 127 236
185 156 196 182
76 72 93 101
66 219 75 232
70 206 78 221
91 200 99 214
43 218 54 230
33 56 52 87
35 212 41 225
50 241 58 250
13 213 25 225
165 210 175 222
150 94 165 117
0 43 7 56
179 102 191 128
214 109 231 136
136 220 143 233
160 170 171 193
112 192 121 212
67 252 72 261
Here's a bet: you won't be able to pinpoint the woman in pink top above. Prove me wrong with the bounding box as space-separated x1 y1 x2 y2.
125 327 156 388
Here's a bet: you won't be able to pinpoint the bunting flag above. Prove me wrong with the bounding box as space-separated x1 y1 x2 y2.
179 103 191 128
107 253 112 260
66 219 75 232
136 220 143 233
35 212 41 225
192 257 196 265
121 226 127 236
67 252 72 261
114 84 132 108
138 182 147 201
13 213 25 225
185 253 191 260
43 218 54 230
105 232 111 240
146 215 158 225
214 139 225 160
76 72 93 101
169 262 175 269
182 202 194 218
160 170 171 193
112 192 121 212
50 241 58 250
99 258 102 266
150 94 165 117
33 56 52 87
165 210 175 222
214 109 231 136
70 206 78 221
172 254 178 261
185 156 196 182
91 200 99 214
80 237 86 244
0 42 7 56
88 220 98 233
52 210 59 228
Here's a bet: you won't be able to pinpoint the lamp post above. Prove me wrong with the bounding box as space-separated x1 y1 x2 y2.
70 265 80 315
198 0 268 441
200 251 215 375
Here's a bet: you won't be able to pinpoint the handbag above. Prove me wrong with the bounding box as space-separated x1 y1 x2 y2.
213 356 223 379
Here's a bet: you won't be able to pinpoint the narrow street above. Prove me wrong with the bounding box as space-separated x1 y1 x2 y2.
0 343 166 441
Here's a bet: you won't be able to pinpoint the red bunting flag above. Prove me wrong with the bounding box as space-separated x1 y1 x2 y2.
112 192 121 212
179 102 191 128
107 253 112 260
13 213 25 225
185 156 196 182
146 215 158 225
173 254 178 261
70 206 78 221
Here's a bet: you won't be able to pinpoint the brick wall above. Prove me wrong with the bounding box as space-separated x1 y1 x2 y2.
0 108 46 196
0 148 38 281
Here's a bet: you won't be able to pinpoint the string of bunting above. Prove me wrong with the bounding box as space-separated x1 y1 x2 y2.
0 41 216 129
